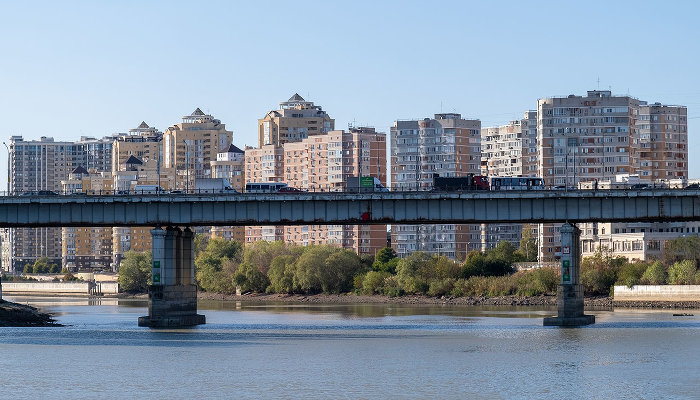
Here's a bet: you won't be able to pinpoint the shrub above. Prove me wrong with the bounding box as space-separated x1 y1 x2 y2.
616 262 649 288
640 261 667 285
361 271 390 294
513 268 558 296
427 278 456 297
667 260 697 285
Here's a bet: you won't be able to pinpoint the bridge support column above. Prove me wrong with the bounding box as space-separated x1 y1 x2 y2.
138 227 205 328
543 223 595 327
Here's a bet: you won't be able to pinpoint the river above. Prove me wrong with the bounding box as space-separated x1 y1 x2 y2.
1 296 699 399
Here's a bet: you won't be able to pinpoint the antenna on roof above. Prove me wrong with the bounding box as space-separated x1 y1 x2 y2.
597 77 600 89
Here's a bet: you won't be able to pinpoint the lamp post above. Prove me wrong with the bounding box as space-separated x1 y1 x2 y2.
183 140 189 193
2 142 9 195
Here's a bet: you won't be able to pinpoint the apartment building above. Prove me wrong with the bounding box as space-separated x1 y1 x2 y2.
536 90 688 261
391 113 481 259
480 111 539 251
258 94 334 147
245 127 388 255
61 167 114 270
163 108 233 191
112 122 162 174
8 136 76 271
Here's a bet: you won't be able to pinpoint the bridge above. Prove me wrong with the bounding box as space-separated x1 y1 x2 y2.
1 189 700 227
3 189 700 327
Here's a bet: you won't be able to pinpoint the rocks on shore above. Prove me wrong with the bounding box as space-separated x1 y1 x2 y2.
0 300 61 327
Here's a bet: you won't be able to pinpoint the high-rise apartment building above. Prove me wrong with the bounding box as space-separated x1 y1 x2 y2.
391 113 481 258
9 136 76 271
258 94 334 147
480 112 539 250
163 108 233 191
112 122 162 174
245 127 388 255
536 90 688 261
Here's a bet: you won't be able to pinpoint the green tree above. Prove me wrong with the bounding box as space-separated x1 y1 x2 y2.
195 238 243 293
641 261 667 284
515 225 538 262
293 245 337 293
616 262 649 288
395 251 432 293
233 261 270 293
663 236 700 265
320 249 363 293
193 233 210 260
667 260 697 284
267 255 298 293
372 247 399 273
461 250 514 279
486 241 519 265
31 257 59 274
118 251 152 292
243 241 297 275
580 247 626 295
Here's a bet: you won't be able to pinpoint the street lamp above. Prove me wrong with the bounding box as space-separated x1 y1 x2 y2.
183 139 190 193
2 142 9 195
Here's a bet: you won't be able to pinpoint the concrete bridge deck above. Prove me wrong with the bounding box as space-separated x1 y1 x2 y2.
0 189 698 227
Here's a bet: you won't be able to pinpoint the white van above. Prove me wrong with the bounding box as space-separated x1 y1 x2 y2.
132 185 167 194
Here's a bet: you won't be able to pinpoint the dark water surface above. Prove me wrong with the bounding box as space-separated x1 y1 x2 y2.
1 296 699 399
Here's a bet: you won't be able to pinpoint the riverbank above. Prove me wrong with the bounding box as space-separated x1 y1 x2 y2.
0 299 61 327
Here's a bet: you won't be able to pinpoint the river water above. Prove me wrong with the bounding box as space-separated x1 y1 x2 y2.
1 296 699 400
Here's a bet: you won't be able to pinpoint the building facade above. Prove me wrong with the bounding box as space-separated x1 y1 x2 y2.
210 144 246 241
391 113 481 258
258 94 334 147
163 108 233 191
245 127 388 255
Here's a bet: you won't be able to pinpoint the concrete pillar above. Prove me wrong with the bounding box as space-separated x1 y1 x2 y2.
181 228 194 285
150 227 165 286
543 223 595 327
138 226 205 328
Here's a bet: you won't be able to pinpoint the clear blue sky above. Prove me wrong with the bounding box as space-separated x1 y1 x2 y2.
1 0 699 185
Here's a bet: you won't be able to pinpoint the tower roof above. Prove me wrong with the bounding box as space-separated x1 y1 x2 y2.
124 155 143 165
72 166 89 175
192 108 205 116
138 121 149 129
288 93 305 102
227 144 244 154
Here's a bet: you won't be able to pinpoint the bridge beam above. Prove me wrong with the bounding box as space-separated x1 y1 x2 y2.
138 227 205 328
543 223 595 327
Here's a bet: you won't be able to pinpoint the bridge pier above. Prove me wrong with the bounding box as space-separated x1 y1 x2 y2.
543 223 595 327
138 227 205 328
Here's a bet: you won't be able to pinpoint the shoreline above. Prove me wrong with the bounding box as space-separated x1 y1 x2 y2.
0 299 61 327
196 292 700 309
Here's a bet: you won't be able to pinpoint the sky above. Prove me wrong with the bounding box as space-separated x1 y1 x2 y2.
1 0 699 186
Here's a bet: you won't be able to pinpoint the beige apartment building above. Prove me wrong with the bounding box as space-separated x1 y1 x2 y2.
245 127 388 255
61 167 114 270
163 108 233 191
112 122 162 175
258 94 334 147
536 90 688 261
391 113 481 259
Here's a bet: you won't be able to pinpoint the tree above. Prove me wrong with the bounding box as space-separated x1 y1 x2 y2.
663 236 700 265
195 238 243 293
461 250 514 279
293 245 337 293
395 251 432 293
31 257 59 274
515 225 538 262
580 247 626 295
641 261 667 285
233 261 270 293
118 251 152 292
372 247 399 273
267 255 298 293
667 260 697 285
320 249 363 293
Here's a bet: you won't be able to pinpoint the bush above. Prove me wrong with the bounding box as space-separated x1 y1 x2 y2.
641 261 667 285
118 251 152 292
616 262 649 288
361 271 390 294
513 268 558 296
580 248 626 295
427 278 455 297
667 260 697 285
233 262 270 293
